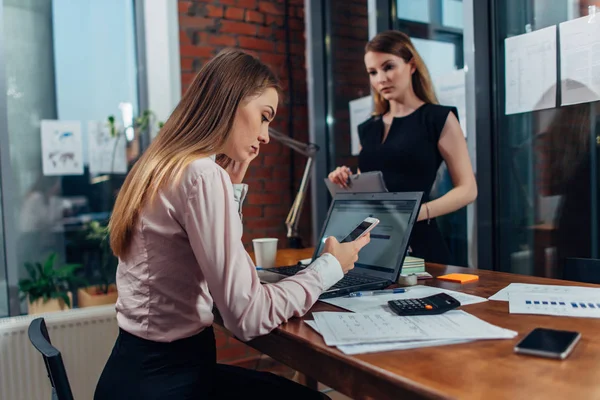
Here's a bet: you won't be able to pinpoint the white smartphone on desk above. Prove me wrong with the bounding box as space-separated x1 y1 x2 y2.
340 217 379 243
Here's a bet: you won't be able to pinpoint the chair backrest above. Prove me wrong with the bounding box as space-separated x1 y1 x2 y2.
563 258 600 284
28 318 74 400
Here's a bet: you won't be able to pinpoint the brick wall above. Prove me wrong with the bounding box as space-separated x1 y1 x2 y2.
330 0 371 171
178 0 310 252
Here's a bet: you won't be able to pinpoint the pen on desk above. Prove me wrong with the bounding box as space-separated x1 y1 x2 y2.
255 267 264 271
347 288 407 297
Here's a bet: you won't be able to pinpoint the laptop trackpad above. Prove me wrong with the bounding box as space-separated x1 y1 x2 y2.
257 270 286 284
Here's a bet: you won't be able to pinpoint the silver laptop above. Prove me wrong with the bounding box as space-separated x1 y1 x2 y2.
258 192 423 298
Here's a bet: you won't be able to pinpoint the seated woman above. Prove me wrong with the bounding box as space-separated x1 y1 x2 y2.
94 48 370 400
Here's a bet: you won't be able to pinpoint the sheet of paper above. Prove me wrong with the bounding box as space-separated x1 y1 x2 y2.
312 310 517 346
489 283 600 301
88 121 128 174
433 69 467 137
304 320 470 355
348 96 372 156
559 15 600 105
504 26 557 115
321 285 487 316
509 292 600 318
41 120 84 176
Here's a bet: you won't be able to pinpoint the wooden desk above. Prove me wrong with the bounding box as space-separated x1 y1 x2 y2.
236 249 600 399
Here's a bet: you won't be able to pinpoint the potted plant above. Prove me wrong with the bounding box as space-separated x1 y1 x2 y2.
18 252 83 315
77 221 119 307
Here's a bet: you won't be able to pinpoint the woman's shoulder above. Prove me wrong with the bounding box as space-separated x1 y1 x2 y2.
421 103 459 122
358 115 380 133
180 157 228 191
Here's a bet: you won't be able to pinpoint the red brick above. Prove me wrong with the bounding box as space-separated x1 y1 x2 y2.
264 155 287 166
266 14 284 26
237 0 258 7
258 1 284 15
180 45 213 58
243 205 263 218
225 6 245 20
247 193 281 205
245 218 283 230
239 36 275 52
246 10 264 24
178 1 192 14
205 4 224 18
218 0 237 5
259 53 286 67
181 72 196 87
220 20 258 35
179 16 215 29
179 30 192 46
180 57 194 71
207 35 238 46
289 18 303 31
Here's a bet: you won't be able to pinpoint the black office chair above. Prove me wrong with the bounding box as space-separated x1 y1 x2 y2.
28 318 74 400
563 257 600 284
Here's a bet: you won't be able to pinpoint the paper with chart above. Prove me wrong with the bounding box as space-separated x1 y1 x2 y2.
88 121 127 174
41 120 84 176
348 96 372 156
489 283 600 301
321 285 487 316
312 310 517 346
303 320 470 355
509 292 600 318
433 69 467 137
559 16 600 105
504 26 557 115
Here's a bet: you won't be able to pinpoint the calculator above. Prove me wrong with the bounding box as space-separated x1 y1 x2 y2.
387 293 461 316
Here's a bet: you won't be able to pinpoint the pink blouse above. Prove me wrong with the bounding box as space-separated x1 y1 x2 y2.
115 157 342 342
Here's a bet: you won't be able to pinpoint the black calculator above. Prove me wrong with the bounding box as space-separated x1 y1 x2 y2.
387 293 461 316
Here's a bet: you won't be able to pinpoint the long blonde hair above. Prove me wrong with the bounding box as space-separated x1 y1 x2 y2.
109 48 280 257
365 30 438 115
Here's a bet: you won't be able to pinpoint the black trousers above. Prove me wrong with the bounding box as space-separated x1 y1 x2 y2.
94 327 327 400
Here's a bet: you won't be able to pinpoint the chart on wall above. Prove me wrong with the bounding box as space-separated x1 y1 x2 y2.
87 121 128 174
41 120 84 176
504 25 557 115
559 15 600 105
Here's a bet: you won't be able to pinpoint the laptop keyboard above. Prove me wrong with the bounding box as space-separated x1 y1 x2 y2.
266 265 383 289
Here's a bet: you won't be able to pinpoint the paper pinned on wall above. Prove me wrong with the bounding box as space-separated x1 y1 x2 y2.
88 121 128 175
504 25 557 115
349 96 373 156
433 69 467 137
41 120 84 176
559 15 600 105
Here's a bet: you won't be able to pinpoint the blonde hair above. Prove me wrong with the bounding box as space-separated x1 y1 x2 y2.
365 30 438 115
109 48 280 257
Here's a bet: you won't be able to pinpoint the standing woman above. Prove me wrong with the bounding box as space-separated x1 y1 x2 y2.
329 30 477 265
94 49 369 399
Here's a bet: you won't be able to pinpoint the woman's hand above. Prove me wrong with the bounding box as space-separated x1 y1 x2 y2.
328 166 353 188
321 234 371 274
216 155 253 184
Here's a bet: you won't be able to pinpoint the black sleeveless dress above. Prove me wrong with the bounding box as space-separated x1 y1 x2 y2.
358 103 458 265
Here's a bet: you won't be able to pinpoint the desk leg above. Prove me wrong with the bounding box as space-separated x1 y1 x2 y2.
295 371 319 391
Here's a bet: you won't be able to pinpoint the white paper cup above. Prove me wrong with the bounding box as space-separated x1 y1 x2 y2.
252 238 278 269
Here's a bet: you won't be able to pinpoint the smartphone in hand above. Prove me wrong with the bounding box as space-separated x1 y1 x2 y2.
341 217 379 243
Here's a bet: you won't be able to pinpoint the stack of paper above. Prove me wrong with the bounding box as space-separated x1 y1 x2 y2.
306 310 517 355
402 256 426 274
490 283 600 319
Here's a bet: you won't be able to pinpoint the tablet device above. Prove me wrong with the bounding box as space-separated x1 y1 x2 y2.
324 171 388 197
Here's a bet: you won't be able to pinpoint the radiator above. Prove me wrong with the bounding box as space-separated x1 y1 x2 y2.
0 305 118 400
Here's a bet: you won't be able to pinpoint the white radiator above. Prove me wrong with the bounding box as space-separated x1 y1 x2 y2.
0 305 118 400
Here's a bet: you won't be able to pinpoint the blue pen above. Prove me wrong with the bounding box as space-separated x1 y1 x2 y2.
348 288 407 297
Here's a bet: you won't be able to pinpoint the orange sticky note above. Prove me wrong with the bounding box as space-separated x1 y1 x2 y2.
437 273 479 284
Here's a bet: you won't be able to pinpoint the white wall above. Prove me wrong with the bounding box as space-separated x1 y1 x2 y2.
142 0 181 137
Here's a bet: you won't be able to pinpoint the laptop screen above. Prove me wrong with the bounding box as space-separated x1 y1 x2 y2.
314 197 418 280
